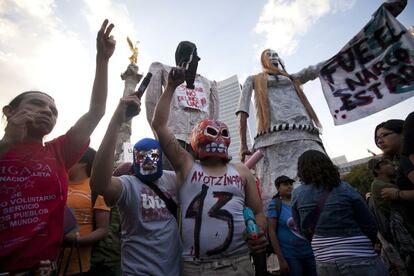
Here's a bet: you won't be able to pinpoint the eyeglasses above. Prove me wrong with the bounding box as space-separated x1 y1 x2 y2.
375 131 395 143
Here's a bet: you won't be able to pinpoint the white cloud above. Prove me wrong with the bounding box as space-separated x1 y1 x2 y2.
79 0 155 146
80 0 151 69
0 0 153 148
331 0 357 13
13 0 56 20
0 0 92 140
254 0 355 57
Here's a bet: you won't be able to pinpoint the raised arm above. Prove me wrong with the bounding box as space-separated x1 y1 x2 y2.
90 95 141 206
292 61 325 84
70 19 116 149
151 68 193 184
237 76 254 162
238 112 251 162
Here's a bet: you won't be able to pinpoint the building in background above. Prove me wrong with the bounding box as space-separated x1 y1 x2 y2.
217 75 256 161
333 154 378 176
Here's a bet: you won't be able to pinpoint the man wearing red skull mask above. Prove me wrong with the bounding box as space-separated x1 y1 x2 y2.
190 119 231 161
152 67 266 276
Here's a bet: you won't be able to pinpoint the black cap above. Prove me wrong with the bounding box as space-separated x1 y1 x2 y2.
274 175 295 186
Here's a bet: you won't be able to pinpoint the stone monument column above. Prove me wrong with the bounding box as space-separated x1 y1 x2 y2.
114 37 142 165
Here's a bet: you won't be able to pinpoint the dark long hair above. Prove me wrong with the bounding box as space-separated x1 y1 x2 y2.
79 147 96 177
297 150 340 189
402 111 414 156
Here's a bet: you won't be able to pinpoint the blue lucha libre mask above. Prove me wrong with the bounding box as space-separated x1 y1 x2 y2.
132 138 163 182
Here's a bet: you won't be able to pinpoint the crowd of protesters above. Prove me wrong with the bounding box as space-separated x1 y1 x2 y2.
1 0 414 275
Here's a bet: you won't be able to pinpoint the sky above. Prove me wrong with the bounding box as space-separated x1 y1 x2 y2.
0 0 413 162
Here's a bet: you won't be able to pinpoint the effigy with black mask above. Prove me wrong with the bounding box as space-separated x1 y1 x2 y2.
175 41 200 89
145 41 219 171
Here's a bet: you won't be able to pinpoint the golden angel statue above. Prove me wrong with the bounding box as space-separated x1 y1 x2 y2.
127 36 139 64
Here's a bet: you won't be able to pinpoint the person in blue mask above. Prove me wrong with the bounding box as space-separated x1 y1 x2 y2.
90 95 181 276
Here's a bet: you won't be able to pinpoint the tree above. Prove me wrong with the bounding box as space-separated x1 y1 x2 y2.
342 163 374 196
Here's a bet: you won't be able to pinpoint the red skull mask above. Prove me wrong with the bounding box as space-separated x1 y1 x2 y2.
190 119 231 160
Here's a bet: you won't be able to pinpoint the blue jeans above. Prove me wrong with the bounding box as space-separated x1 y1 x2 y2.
316 256 388 276
182 254 254 276
285 256 317 276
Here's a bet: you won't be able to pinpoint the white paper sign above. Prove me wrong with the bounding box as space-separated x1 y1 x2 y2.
175 79 209 112
319 6 414 125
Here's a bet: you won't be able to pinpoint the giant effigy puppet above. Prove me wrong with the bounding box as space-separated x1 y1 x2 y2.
237 49 326 206
145 41 219 169
237 0 408 208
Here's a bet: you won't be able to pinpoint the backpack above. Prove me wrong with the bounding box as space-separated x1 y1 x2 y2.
368 196 414 275
266 195 282 256
389 208 414 257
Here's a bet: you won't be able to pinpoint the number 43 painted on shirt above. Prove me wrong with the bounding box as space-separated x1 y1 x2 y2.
186 184 234 258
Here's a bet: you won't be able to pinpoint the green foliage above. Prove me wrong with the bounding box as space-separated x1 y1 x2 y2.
342 163 374 195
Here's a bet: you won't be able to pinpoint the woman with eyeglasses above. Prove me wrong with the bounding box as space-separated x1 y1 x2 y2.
380 113 414 225
374 116 414 202
374 119 404 163
375 113 414 274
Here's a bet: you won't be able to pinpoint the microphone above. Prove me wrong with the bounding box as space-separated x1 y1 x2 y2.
135 72 153 99
126 72 152 117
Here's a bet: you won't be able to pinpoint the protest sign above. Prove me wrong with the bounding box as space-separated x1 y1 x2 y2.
319 6 414 125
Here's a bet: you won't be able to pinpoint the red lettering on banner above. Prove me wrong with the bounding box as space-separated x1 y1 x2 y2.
186 90 196 97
